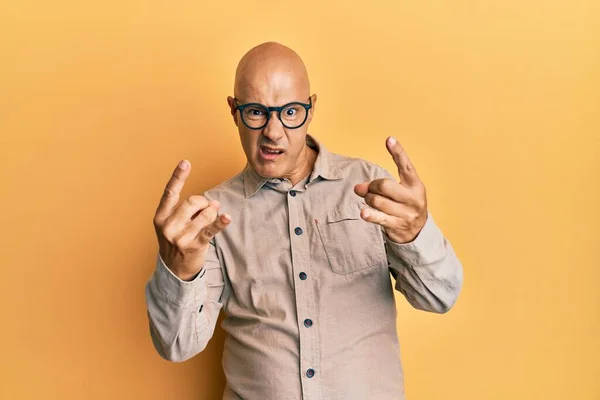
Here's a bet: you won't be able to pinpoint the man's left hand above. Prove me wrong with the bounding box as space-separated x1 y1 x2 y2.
354 136 428 244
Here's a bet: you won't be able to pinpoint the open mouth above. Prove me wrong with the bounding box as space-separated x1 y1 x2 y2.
260 146 284 155
259 146 285 160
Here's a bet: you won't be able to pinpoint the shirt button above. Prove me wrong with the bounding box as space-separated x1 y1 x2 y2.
304 318 313 328
289 190 297 197
306 368 315 378
294 227 303 236
299 272 307 280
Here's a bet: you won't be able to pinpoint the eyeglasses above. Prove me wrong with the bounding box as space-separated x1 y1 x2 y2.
234 98 312 130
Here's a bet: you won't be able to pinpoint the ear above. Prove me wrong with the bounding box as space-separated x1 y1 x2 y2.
307 93 317 122
227 96 239 126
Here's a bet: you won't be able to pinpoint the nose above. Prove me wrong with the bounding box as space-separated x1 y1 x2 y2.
262 112 285 142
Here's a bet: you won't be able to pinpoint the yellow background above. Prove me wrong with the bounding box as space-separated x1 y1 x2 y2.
1 1 598 399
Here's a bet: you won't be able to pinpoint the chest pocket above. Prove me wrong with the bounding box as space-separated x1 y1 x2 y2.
315 201 387 275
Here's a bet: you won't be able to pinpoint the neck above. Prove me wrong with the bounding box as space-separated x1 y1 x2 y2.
286 144 318 186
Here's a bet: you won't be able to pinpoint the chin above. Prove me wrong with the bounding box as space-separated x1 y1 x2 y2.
249 150 287 179
254 163 282 179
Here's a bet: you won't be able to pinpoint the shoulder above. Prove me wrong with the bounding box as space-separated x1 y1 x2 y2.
202 170 245 203
328 151 394 181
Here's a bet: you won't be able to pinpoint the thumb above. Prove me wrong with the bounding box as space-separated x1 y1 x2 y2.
386 136 419 187
354 182 370 197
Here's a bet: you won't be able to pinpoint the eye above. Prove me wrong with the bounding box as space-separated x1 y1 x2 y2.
243 106 267 119
283 105 302 118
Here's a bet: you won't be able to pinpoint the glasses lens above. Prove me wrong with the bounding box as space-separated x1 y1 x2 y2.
280 104 307 128
241 105 268 129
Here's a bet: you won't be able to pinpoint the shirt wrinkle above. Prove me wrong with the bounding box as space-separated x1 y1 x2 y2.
145 135 464 400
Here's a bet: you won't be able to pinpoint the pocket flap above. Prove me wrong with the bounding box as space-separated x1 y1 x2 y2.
316 201 386 275
325 202 362 223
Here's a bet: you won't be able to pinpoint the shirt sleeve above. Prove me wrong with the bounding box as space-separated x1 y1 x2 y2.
384 213 464 313
144 239 225 362
371 163 464 313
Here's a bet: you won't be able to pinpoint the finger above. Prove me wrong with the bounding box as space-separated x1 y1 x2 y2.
364 192 406 216
367 178 414 204
386 137 420 187
196 213 232 244
354 182 370 197
179 203 220 240
360 207 397 230
167 196 214 231
156 160 192 221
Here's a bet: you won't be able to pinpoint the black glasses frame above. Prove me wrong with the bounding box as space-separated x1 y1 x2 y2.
234 98 312 130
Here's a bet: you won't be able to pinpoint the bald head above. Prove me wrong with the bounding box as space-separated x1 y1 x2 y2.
233 42 310 103
227 42 318 185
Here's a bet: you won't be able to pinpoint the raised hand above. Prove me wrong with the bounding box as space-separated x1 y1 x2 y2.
354 137 428 244
153 160 231 281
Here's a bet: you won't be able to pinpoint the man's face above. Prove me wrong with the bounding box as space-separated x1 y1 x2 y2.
227 69 317 180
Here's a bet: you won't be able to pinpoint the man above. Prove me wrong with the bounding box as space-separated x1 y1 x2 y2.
145 42 463 400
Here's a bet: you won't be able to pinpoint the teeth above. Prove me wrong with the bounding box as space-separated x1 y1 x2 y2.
263 148 281 154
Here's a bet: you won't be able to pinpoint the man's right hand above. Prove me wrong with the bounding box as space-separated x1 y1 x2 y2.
153 160 231 281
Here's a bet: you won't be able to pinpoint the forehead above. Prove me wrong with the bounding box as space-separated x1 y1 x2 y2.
236 69 309 106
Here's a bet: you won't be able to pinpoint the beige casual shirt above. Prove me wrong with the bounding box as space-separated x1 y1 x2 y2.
145 135 463 400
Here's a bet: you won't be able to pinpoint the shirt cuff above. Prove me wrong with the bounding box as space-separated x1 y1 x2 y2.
154 252 209 306
384 213 447 267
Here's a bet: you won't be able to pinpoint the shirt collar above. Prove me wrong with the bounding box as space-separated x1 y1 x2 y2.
243 134 342 198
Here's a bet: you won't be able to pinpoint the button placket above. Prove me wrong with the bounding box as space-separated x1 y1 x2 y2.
287 189 321 397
